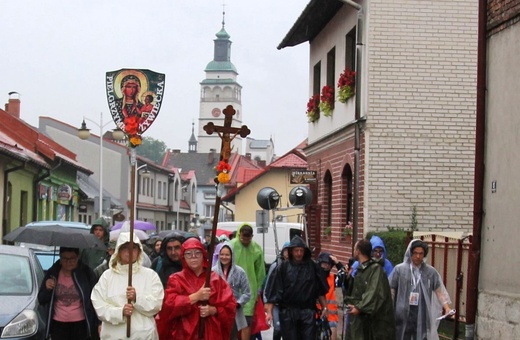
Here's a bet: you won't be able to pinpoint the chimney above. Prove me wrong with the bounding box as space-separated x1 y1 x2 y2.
208 148 216 164
245 153 252 160
170 149 181 154
257 160 267 168
5 92 21 118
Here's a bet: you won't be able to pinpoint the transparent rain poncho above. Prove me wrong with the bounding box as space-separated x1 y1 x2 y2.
389 239 451 340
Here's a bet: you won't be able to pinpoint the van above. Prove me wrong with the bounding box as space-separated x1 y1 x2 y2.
216 221 304 265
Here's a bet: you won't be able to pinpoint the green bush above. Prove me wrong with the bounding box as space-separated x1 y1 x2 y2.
366 230 408 267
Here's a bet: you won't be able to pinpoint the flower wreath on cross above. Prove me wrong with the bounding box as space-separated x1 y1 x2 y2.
216 160 231 184
306 94 320 123
319 85 335 117
337 67 356 103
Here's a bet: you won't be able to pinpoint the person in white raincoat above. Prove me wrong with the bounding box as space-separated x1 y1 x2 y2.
91 231 164 339
389 239 453 340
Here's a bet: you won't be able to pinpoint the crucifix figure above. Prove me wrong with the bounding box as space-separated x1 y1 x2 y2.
203 105 251 161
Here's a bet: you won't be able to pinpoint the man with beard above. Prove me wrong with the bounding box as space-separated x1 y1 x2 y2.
345 239 396 339
264 235 329 340
151 234 185 288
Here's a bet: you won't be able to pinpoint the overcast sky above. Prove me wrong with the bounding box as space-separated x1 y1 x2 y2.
0 0 311 157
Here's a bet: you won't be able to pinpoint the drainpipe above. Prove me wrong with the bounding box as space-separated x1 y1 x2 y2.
3 163 27 244
339 0 363 247
466 0 486 339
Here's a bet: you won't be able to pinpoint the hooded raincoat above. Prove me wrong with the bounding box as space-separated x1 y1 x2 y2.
230 223 266 317
389 239 451 340
345 257 396 339
156 238 236 340
151 234 185 288
265 236 329 339
80 217 110 270
351 235 394 277
212 241 252 332
91 232 164 340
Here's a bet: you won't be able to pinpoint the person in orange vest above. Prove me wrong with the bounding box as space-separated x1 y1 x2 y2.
317 251 345 340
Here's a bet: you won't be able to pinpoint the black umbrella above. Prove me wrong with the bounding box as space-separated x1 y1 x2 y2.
3 225 106 250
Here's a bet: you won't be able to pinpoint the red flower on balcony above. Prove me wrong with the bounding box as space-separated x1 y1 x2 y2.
337 67 356 103
319 85 335 117
306 94 320 123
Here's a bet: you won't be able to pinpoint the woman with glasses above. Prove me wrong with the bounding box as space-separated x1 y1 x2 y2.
38 247 100 340
91 232 164 339
156 237 236 339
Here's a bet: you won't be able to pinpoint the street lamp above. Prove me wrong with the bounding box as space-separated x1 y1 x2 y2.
78 112 123 218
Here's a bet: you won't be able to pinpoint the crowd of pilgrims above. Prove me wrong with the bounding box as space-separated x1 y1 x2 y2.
38 218 453 340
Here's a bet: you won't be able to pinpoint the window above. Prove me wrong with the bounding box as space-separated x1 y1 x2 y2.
324 171 333 227
342 164 353 224
313 61 321 95
151 179 154 197
163 182 166 199
326 47 336 90
204 191 216 200
204 204 215 218
158 181 162 199
345 28 356 71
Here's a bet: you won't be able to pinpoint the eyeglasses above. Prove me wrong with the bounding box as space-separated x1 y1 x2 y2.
184 251 203 259
60 257 78 263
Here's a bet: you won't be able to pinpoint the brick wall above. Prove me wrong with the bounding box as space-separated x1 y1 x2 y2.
365 0 478 232
306 128 362 261
488 0 520 35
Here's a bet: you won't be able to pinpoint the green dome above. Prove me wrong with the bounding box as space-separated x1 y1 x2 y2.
205 60 237 73
215 27 230 39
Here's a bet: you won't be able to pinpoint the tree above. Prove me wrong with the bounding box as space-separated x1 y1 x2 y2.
136 136 168 164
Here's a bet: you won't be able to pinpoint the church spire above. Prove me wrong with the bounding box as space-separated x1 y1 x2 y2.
188 120 197 153
222 1 226 29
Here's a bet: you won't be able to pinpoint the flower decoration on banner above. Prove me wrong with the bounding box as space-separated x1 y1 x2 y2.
306 94 320 123
319 85 335 117
123 115 142 148
337 67 356 103
216 160 231 184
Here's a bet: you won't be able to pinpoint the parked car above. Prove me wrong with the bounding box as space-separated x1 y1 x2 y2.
0 245 47 339
21 221 91 272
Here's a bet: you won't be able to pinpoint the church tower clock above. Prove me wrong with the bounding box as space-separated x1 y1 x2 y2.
198 11 243 155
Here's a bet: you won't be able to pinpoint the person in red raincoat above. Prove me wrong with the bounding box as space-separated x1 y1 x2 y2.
156 237 236 339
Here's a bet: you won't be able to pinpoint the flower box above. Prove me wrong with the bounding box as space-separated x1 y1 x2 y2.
319 85 335 117
337 67 356 103
306 94 320 122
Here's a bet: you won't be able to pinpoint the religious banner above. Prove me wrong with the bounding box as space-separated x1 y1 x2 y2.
105 68 165 146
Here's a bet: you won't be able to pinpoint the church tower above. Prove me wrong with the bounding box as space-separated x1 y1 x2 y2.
188 121 197 153
197 10 243 154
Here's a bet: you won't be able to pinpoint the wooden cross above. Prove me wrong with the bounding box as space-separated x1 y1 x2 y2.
203 105 251 161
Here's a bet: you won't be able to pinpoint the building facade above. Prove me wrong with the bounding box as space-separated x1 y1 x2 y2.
280 0 478 259
197 19 243 155
477 0 520 338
